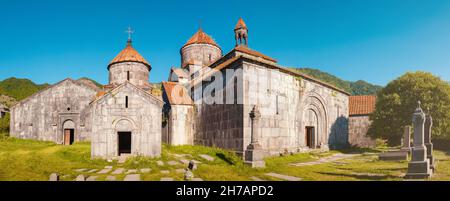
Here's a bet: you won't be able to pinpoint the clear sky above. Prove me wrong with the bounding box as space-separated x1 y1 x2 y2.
1 0 450 86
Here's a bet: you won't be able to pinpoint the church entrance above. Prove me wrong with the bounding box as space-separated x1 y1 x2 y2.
306 127 315 148
118 132 132 155
64 129 74 145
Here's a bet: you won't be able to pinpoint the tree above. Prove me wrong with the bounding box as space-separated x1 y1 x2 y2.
368 71 450 145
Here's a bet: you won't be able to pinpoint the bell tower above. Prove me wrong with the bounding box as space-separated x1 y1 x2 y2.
234 17 248 46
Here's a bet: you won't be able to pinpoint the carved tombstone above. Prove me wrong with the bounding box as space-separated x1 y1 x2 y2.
244 105 266 168
405 101 432 179
424 109 435 171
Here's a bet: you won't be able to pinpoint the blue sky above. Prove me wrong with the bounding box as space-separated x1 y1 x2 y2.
1 0 450 86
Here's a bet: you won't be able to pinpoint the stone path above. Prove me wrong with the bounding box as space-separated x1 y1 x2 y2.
86 176 98 181
112 168 125 175
98 168 112 174
265 173 302 181
124 174 140 181
250 176 264 181
160 177 174 181
140 168 151 173
75 175 85 181
290 153 358 167
167 161 179 166
199 154 215 161
106 176 116 181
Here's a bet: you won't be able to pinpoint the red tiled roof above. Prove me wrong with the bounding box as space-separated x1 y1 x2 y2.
108 41 151 69
349 95 377 116
235 17 247 30
183 29 220 49
234 45 277 62
162 82 193 105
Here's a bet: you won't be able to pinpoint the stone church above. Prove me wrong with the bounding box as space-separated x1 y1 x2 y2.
163 18 350 157
9 38 164 160
10 18 351 161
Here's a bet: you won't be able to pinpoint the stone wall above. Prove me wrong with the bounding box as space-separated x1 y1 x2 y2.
241 59 349 155
181 44 222 67
165 105 195 145
9 79 98 143
194 62 245 154
90 82 163 159
192 58 349 156
348 115 376 148
108 62 150 89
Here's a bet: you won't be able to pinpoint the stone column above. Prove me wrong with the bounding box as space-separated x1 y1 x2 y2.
405 101 432 179
244 105 266 168
401 126 412 153
424 110 435 171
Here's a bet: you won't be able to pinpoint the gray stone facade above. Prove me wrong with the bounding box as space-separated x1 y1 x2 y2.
164 105 195 145
181 44 222 67
109 62 151 89
190 56 349 156
90 82 163 159
348 115 376 148
9 79 99 143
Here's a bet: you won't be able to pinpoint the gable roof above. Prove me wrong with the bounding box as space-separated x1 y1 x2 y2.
234 45 277 63
108 41 151 70
162 82 193 105
90 81 164 106
11 78 100 109
349 95 377 116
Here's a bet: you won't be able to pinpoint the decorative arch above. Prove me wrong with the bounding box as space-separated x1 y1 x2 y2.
296 92 329 149
112 117 136 132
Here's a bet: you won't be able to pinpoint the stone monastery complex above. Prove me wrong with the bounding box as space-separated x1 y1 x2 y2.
9 18 372 161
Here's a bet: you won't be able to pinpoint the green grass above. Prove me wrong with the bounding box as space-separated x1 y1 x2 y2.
0 137 449 181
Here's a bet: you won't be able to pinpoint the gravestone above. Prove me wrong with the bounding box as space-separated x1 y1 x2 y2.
244 105 267 168
379 151 408 161
400 126 412 153
424 110 435 171
184 161 195 181
405 102 432 179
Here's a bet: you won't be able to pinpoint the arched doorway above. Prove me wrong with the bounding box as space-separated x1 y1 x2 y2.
114 118 135 156
300 94 328 149
63 120 75 145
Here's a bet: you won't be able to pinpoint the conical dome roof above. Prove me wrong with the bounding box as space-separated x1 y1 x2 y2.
235 17 247 30
108 40 151 69
183 28 220 49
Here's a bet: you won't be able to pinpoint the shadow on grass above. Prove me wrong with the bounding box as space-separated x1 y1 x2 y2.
336 166 406 172
216 153 236 165
338 147 383 154
316 171 400 180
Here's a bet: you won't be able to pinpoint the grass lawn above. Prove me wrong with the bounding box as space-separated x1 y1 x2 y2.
0 137 449 181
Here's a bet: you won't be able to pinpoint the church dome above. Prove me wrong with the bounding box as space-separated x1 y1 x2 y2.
182 28 220 49
108 41 151 70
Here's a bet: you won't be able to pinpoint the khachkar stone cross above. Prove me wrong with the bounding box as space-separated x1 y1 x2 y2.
405 101 432 179
244 105 266 168
424 108 435 171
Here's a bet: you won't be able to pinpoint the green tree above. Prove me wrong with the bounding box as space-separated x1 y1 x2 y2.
368 71 450 145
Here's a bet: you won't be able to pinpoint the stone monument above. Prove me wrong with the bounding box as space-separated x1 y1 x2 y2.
244 105 266 168
400 126 412 153
405 101 432 179
424 108 435 171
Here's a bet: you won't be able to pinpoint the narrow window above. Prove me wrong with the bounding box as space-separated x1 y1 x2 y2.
276 95 279 115
127 71 130 81
125 96 129 108
234 78 238 104
208 54 212 62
